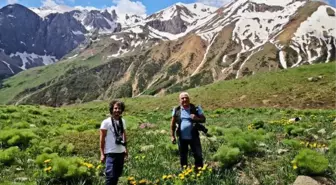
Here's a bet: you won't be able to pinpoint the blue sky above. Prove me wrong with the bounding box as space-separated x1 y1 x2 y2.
1 0 335 15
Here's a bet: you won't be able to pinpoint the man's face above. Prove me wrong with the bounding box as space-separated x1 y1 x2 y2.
180 95 190 107
113 104 122 117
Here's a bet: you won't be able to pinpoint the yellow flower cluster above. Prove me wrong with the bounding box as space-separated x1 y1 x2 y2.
268 119 292 125
44 166 52 172
128 176 160 185
127 164 213 185
43 159 52 173
162 175 173 180
247 124 255 130
299 141 328 149
80 162 94 169
291 160 298 170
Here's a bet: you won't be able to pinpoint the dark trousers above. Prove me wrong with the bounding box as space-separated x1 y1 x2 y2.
178 137 203 169
105 153 125 185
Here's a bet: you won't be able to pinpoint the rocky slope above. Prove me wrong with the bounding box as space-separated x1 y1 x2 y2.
0 0 335 106
0 4 123 79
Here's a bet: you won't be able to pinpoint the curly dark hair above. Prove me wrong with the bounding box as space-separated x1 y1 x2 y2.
109 100 125 114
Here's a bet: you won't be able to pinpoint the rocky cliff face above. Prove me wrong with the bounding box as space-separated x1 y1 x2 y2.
0 4 122 79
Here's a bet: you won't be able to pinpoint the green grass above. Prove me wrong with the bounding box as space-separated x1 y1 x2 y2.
0 104 335 185
0 54 104 104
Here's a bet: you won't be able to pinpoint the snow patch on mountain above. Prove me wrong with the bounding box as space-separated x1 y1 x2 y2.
291 5 336 63
10 52 57 70
1 60 14 74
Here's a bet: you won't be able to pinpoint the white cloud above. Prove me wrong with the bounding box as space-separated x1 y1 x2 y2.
197 0 232 7
7 0 18 4
111 0 146 16
41 0 65 7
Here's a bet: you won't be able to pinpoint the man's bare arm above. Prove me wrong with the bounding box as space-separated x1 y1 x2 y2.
100 129 107 163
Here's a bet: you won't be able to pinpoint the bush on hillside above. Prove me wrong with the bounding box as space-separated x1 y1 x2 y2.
292 149 329 175
213 145 241 168
282 139 302 149
284 125 305 136
12 121 30 129
35 153 96 184
251 120 265 129
223 127 265 155
0 129 38 148
0 146 20 166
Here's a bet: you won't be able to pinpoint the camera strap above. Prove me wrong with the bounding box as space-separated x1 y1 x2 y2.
110 118 122 138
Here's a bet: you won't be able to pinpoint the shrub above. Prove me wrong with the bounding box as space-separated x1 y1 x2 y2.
66 143 75 154
43 147 53 154
35 153 96 183
213 145 241 168
292 149 329 175
223 128 265 155
285 125 304 136
251 120 265 129
0 129 39 148
0 146 20 166
282 139 302 149
12 121 30 129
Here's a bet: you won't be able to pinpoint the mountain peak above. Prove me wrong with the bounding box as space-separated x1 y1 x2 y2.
146 2 216 22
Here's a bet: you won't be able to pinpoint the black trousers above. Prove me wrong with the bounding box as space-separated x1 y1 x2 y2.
178 137 203 169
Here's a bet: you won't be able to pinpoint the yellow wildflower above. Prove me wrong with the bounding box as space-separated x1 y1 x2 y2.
167 175 172 179
293 164 298 170
128 177 135 181
197 173 201 177
162 175 168 180
44 166 52 172
139 179 147 184
44 159 51 163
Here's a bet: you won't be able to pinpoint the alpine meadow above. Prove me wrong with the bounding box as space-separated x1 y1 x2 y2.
0 0 336 185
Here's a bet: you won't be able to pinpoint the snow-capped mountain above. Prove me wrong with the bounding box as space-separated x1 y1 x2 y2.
0 0 336 105
186 0 336 79
31 5 122 34
145 2 216 34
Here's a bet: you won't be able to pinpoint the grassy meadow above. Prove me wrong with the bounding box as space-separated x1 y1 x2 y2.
0 62 335 185
0 104 335 185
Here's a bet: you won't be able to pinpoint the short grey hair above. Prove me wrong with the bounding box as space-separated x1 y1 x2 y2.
179 92 189 99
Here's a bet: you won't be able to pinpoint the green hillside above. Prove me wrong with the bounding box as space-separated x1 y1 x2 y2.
0 54 105 104
0 62 335 185
76 62 336 113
